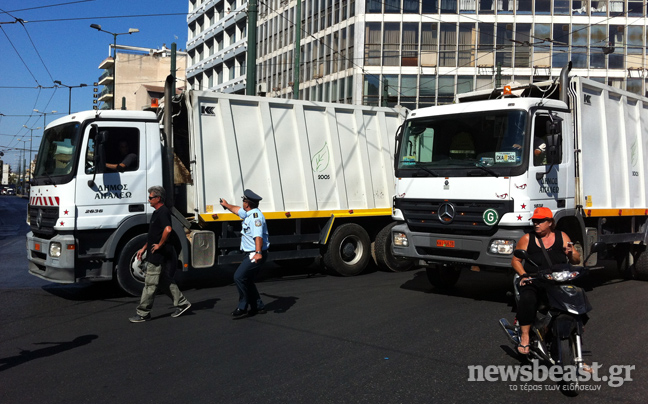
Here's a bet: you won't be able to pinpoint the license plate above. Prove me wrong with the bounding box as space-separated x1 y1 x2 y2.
436 240 455 248
35 243 41 251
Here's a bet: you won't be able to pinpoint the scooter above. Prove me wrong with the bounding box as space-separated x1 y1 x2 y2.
499 242 606 394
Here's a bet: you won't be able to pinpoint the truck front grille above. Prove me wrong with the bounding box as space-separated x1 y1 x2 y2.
395 198 513 235
29 206 60 238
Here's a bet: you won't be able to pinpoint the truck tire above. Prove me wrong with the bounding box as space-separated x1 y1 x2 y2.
615 244 634 279
323 223 371 276
632 245 648 281
373 222 416 272
426 265 461 289
116 234 147 296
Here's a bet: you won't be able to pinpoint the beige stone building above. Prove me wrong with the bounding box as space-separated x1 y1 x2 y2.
97 44 187 110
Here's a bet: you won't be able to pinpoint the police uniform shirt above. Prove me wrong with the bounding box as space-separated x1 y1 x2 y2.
237 208 270 252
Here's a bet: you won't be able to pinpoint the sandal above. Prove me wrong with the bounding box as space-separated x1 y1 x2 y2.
517 344 530 355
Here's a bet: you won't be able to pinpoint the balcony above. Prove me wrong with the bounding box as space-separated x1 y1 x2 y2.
98 86 113 102
98 57 114 69
98 69 113 86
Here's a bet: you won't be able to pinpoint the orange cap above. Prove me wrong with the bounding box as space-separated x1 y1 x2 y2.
531 207 553 219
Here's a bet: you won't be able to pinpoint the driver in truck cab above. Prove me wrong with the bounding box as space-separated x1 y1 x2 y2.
105 139 137 172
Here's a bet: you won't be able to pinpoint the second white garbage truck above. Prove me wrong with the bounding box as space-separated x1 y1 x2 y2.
391 63 648 288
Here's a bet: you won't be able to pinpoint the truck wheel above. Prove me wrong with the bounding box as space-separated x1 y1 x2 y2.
116 234 147 296
323 223 371 276
632 245 648 281
426 265 461 289
373 222 415 272
615 244 634 279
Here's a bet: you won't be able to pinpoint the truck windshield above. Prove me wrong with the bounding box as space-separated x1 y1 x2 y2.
397 110 528 174
33 122 81 182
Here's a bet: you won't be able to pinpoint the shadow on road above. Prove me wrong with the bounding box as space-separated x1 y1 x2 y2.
42 282 127 301
0 335 98 372
260 292 299 313
400 269 512 304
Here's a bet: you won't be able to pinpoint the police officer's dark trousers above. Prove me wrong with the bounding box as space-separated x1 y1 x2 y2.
234 251 267 311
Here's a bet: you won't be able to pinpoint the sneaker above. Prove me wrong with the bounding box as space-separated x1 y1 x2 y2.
171 303 192 318
129 314 151 323
231 308 248 318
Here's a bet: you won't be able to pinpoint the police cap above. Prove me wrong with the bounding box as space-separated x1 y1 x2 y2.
243 189 263 202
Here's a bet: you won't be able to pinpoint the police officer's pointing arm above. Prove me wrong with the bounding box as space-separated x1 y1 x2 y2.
220 198 241 215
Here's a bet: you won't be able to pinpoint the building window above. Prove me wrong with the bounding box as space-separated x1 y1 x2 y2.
385 0 401 13
365 23 381 66
590 25 606 68
439 23 457 67
421 23 438 67
419 75 436 107
552 24 569 69
572 25 588 69
609 25 625 69
363 75 380 106
458 23 474 67
402 23 419 66
438 75 455 104
514 23 532 68
383 23 400 66
401 75 418 109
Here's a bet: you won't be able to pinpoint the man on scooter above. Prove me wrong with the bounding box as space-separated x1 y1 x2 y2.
511 207 580 355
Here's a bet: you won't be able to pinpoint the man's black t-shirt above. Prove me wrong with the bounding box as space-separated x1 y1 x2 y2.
147 204 173 265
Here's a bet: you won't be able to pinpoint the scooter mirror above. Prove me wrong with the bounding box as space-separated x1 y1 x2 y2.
513 249 529 260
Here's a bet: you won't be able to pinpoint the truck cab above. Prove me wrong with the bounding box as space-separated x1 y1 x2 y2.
27 110 162 286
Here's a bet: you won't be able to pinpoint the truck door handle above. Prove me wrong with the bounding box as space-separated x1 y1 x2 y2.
129 204 145 212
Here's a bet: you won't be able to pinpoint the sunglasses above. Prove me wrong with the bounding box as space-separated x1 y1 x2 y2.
148 195 159 200
532 218 549 224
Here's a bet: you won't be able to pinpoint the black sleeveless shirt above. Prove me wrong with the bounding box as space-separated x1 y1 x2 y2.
523 232 567 274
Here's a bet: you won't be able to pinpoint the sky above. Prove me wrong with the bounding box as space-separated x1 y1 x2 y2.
0 0 189 174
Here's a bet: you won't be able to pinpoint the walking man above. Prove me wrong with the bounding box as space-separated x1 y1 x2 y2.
220 189 270 318
129 186 191 322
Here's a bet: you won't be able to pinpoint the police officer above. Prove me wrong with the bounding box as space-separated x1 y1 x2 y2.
220 189 270 318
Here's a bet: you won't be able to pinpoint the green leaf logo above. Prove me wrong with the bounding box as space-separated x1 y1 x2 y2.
311 142 330 172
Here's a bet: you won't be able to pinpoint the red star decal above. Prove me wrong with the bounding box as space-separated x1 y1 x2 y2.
517 215 523 220
64 210 69 215
521 204 526 209
60 221 65 226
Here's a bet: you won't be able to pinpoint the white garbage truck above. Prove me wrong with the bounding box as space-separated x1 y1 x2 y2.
26 78 410 295
391 63 648 288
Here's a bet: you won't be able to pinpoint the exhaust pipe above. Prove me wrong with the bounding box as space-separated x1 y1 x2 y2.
559 62 572 105
163 75 175 208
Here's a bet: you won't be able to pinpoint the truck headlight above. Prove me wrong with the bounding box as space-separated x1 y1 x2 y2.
50 242 62 258
393 232 409 247
489 240 515 255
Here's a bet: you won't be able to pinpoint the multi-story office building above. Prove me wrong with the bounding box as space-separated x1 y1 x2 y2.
97 44 187 110
187 0 648 108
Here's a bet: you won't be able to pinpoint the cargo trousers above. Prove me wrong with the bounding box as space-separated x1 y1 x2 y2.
136 261 189 317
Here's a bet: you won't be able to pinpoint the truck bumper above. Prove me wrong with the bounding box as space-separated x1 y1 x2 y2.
27 231 76 283
390 223 526 270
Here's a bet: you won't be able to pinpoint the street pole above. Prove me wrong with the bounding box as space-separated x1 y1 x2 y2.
23 126 41 184
246 0 258 95
293 0 302 99
90 24 139 110
53 83 87 114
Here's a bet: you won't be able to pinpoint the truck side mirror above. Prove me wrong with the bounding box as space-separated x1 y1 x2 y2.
545 133 563 165
88 125 107 187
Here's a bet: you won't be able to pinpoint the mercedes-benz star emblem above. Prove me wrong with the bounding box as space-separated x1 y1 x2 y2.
37 209 43 229
438 203 456 224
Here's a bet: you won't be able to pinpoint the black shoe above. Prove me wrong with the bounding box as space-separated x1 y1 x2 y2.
171 303 192 318
231 308 247 318
129 314 151 323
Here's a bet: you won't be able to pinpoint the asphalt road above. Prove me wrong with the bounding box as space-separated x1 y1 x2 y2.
1 196 646 403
